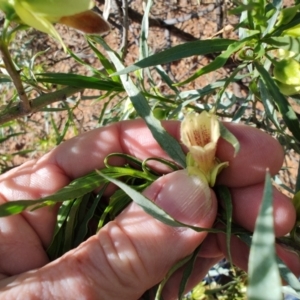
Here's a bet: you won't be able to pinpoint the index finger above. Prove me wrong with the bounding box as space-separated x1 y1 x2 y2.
47 119 284 187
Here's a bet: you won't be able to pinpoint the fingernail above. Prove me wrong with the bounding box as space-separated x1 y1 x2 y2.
143 169 216 227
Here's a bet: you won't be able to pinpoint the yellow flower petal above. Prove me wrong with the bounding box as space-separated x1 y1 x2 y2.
1 0 103 50
181 111 228 186
181 111 220 148
14 1 65 49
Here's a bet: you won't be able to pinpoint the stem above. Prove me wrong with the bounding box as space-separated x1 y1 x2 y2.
0 86 83 125
115 0 129 61
0 40 31 113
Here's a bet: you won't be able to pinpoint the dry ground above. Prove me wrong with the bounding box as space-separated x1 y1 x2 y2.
0 0 298 194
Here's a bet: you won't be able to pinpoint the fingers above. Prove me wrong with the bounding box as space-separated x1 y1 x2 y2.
229 183 296 237
216 234 300 277
0 120 284 202
216 122 284 187
0 194 49 276
0 119 287 278
0 170 217 299
199 181 297 275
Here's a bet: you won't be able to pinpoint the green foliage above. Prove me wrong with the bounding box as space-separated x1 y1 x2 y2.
0 0 300 299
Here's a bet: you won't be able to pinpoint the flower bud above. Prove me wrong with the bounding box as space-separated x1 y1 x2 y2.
0 0 110 50
273 58 300 86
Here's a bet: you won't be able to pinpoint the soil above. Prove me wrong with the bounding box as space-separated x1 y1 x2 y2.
0 0 298 195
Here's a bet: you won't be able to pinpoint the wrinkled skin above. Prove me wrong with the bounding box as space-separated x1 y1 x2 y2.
0 119 298 300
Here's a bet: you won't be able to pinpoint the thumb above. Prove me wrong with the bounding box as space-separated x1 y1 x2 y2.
0 170 217 299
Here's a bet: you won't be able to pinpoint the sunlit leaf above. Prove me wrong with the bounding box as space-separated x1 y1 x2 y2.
255 62 300 142
264 36 300 54
37 73 123 91
112 39 234 75
92 36 187 167
219 123 240 156
97 170 221 233
174 39 247 86
0 168 154 217
247 172 282 300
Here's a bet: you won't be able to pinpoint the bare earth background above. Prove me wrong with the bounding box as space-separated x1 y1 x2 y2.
0 0 297 193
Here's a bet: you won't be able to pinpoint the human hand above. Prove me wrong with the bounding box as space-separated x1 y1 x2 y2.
0 119 298 299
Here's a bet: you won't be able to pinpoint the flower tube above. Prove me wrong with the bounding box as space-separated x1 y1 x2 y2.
181 111 228 186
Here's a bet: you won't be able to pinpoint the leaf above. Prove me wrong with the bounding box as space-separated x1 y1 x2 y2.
62 197 82 253
112 39 235 75
263 0 282 37
292 191 300 220
92 36 187 167
0 132 24 143
174 39 247 86
73 191 104 247
258 79 282 131
219 123 240 156
276 256 300 297
239 233 300 298
255 62 300 142
36 73 124 91
263 36 300 54
0 166 159 217
216 186 233 266
177 244 203 299
87 39 120 82
247 172 282 300
139 0 152 60
296 162 300 194
97 171 221 233
155 251 194 300
47 200 74 260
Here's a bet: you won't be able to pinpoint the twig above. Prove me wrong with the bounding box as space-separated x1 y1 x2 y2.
0 86 82 125
0 41 31 113
115 0 129 60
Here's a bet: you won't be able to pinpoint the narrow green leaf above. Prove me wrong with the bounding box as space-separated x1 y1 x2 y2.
247 172 282 300
37 73 123 91
216 186 233 266
0 172 105 217
0 168 157 217
155 65 179 94
258 79 282 131
263 0 282 37
92 36 186 167
0 132 24 143
239 233 300 297
62 197 82 253
263 36 300 54
255 62 300 142
87 39 120 82
276 256 300 297
139 0 152 60
0 75 12 83
155 251 194 300
178 244 203 299
295 160 300 193
73 191 103 247
97 171 221 233
219 123 240 156
112 39 234 75
47 200 74 260
174 40 246 87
